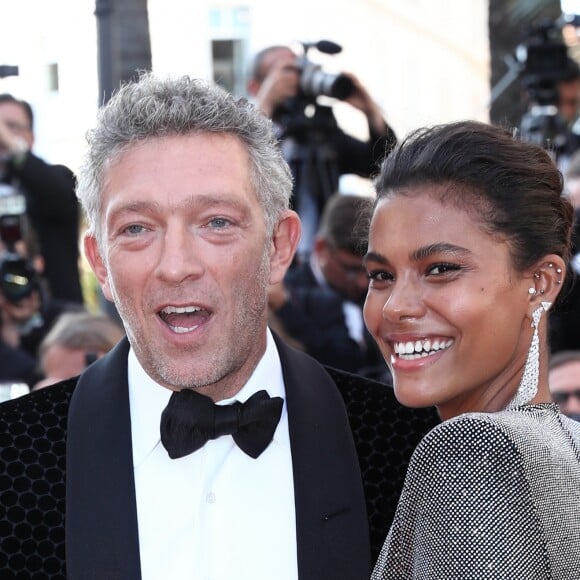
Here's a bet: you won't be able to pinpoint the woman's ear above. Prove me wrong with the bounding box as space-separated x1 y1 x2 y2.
525 255 566 310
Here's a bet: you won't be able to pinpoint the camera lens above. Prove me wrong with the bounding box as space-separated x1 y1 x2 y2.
301 65 355 101
0 254 37 302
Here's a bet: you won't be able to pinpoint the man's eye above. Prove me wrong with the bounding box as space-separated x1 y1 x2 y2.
208 217 232 229
124 224 146 235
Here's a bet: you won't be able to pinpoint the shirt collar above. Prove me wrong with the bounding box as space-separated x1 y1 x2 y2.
128 329 286 467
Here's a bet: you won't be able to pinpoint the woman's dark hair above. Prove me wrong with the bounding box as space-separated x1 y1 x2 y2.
374 120 574 274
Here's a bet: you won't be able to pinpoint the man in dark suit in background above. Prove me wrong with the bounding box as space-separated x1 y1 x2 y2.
269 193 390 382
0 73 438 578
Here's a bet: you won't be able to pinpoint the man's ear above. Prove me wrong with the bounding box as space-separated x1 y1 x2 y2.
269 210 301 285
84 234 113 301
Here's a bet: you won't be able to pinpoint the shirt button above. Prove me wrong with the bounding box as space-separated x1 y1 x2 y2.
206 491 216 504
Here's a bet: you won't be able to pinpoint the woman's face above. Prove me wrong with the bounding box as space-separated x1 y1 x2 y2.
363 186 533 420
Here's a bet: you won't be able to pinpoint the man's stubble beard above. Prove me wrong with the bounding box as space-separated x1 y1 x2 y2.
112 246 272 394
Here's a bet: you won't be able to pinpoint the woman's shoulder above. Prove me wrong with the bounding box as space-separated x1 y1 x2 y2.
418 404 561 445
410 403 576 477
415 409 519 453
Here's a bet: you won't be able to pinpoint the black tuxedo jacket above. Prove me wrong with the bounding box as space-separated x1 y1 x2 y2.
0 337 438 579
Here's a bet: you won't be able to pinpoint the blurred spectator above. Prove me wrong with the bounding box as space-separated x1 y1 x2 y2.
0 339 36 388
550 152 580 352
33 311 125 390
549 350 580 422
248 45 396 260
557 57 580 164
563 148 580 208
557 59 580 126
268 193 389 381
0 93 83 303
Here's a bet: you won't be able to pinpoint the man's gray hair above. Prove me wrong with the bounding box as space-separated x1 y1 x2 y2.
76 72 293 241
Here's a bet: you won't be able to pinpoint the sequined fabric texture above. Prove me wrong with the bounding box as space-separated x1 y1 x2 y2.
371 404 580 579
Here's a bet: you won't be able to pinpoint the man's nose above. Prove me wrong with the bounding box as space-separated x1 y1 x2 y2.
155 225 204 283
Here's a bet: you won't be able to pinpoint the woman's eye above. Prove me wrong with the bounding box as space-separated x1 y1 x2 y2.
428 263 461 275
368 270 394 284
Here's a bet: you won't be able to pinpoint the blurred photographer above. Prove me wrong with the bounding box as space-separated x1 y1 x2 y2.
0 93 83 304
248 44 396 260
0 214 83 386
517 19 580 167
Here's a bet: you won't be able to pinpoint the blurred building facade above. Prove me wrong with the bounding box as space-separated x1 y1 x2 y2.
0 0 490 176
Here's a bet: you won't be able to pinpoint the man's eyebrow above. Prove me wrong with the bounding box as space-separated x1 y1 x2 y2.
109 200 161 215
364 243 471 265
109 194 251 215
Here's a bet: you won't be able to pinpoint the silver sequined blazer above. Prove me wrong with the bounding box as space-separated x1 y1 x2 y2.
371 404 580 579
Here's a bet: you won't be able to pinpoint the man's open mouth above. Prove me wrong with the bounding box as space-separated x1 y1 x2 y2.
158 305 211 334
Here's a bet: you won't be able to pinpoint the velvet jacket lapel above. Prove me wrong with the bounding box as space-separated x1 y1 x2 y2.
66 338 141 580
276 338 371 580
66 336 370 580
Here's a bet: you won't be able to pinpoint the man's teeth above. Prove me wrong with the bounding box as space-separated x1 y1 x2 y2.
171 325 198 334
160 305 203 333
161 305 202 314
393 339 454 359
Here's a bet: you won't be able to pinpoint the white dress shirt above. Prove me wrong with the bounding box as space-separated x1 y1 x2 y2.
128 330 298 580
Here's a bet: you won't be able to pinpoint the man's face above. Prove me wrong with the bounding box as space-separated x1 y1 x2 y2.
0 101 33 152
258 47 300 87
85 133 283 401
558 78 580 123
549 360 580 418
317 240 369 303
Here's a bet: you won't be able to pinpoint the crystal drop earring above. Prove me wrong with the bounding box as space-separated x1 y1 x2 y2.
508 301 551 409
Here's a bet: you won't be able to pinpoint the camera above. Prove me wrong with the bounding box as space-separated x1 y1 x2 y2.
0 187 38 303
297 40 355 101
517 19 572 107
278 40 355 142
516 18 579 156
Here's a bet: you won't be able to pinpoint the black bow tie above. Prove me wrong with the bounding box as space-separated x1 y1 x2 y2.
160 389 283 459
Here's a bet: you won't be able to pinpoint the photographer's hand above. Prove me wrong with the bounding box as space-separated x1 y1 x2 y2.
343 73 389 135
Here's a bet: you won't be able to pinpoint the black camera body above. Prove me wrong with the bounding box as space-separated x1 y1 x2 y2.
296 40 355 101
0 191 38 303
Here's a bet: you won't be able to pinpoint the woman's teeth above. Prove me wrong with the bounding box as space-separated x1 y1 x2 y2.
393 339 454 359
